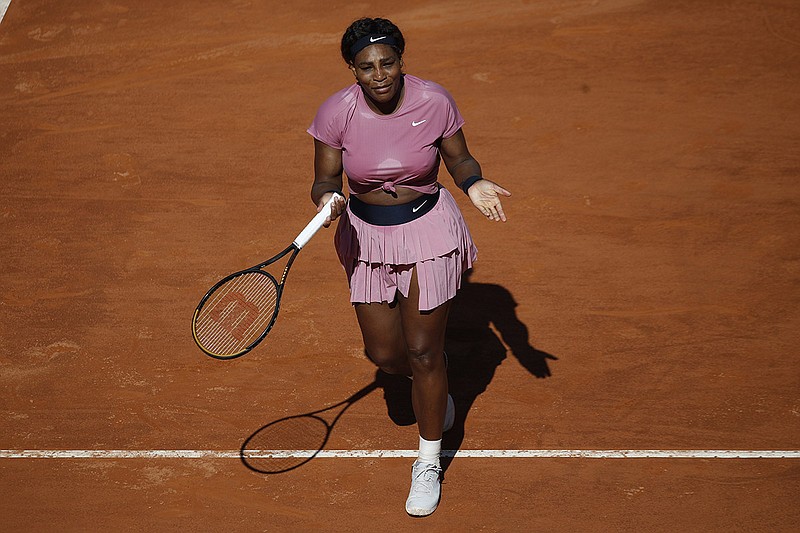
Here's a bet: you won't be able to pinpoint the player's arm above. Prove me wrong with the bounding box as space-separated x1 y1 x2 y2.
440 129 511 222
311 139 347 225
439 129 481 187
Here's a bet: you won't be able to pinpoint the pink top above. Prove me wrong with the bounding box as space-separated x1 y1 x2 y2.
307 74 465 195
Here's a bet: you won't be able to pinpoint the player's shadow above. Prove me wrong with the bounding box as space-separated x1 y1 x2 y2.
375 270 557 472
240 270 555 475
444 270 557 470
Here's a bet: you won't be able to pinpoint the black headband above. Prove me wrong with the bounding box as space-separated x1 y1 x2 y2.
349 34 399 60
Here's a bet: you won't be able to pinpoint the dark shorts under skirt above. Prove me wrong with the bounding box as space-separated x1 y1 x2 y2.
334 186 478 311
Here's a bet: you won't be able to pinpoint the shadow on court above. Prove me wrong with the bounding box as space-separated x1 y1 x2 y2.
240 270 555 475
240 381 378 475
372 269 558 473
440 269 558 472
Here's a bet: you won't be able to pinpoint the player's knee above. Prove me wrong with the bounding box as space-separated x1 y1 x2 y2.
365 348 407 374
406 346 442 372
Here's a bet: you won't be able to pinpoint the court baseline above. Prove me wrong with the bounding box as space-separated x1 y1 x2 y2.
2 450 799 459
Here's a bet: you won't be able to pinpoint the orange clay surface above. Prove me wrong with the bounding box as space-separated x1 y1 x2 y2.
1 0 799 531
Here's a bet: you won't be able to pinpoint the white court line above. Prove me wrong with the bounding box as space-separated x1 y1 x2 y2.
1 450 799 459
0 1 10 25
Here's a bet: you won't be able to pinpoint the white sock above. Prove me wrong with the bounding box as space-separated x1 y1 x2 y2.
418 436 441 466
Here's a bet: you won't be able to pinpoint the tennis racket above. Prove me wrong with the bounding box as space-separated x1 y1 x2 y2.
239 381 377 474
192 193 343 359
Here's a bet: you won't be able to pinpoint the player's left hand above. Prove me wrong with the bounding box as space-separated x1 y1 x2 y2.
467 179 511 222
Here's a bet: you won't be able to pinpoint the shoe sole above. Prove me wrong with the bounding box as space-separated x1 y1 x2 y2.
406 503 440 517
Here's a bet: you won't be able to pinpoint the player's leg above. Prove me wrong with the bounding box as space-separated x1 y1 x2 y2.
399 266 451 517
354 300 411 376
399 266 450 439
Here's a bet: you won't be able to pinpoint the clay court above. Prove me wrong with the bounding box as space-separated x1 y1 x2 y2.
1 0 799 530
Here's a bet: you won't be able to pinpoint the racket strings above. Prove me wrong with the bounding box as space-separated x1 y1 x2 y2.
194 271 279 356
198 276 275 348
197 275 277 353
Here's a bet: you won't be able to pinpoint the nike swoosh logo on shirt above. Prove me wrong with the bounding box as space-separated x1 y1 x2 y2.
370 36 387 42
412 120 427 127
412 200 428 213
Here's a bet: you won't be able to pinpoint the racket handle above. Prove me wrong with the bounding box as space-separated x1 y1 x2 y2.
293 193 344 249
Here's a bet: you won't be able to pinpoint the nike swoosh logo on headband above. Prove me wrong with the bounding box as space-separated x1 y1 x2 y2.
370 36 387 42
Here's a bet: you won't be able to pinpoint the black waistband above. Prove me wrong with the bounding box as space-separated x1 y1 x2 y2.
348 188 440 226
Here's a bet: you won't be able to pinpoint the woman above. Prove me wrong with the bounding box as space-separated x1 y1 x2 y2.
308 17 510 517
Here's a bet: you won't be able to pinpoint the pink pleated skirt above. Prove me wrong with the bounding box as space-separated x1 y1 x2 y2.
334 186 477 311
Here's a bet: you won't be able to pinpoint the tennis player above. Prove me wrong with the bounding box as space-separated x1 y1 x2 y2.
308 17 510 517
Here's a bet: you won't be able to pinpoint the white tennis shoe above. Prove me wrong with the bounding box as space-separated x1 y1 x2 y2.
405 460 443 516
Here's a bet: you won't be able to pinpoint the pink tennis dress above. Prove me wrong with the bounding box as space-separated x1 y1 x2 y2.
308 74 478 310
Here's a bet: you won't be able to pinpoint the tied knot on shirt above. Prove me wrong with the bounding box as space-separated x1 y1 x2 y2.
381 181 397 193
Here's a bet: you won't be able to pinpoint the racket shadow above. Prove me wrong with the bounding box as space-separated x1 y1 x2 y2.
240 380 378 475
